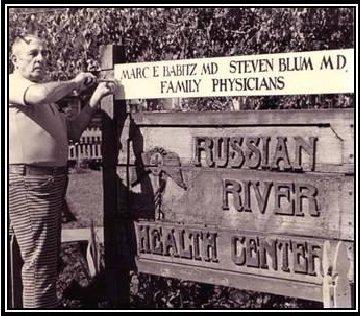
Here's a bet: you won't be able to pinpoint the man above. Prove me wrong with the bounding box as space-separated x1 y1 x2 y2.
8 34 115 309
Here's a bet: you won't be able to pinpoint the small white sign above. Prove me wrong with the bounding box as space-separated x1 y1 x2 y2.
114 49 354 99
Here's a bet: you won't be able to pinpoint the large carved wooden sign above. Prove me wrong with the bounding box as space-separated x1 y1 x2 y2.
116 109 353 305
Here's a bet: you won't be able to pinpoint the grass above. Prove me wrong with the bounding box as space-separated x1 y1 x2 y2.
63 168 103 229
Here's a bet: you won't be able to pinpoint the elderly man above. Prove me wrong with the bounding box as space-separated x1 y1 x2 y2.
8 34 115 309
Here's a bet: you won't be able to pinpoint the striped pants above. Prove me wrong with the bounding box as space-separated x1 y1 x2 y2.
9 167 67 309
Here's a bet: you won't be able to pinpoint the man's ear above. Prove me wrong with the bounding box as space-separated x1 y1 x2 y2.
11 54 18 67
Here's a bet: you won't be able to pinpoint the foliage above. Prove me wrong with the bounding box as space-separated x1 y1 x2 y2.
57 242 323 309
8 7 354 111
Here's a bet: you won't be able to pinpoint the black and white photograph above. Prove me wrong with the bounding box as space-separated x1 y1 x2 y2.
1 3 358 311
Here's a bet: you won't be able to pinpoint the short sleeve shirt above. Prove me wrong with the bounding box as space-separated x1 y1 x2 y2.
9 72 69 166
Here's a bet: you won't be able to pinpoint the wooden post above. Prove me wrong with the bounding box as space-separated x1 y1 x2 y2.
322 241 353 308
333 242 352 308
322 241 333 308
100 45 131 308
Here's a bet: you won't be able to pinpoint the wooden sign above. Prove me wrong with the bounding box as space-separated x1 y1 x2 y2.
100 46 354 308
115 108 354 305
134 221 353 302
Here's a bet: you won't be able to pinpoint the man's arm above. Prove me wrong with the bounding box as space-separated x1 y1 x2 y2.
9 72 96 107
68 82 115 142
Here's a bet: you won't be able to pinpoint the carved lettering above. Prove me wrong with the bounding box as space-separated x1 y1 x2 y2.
137 224 326 278
189 230 203 260
229 137 245 168
193 136 319 171
258 237 277 270
194 137 213 167
203 232 218 262
138 224 150 253
293 241 308 274
307 242 323 276
274 183 293 215
223 179 241 211
278 239 291 272
293 137 317 171
138 225 220 262
242 181 252 212
245 137 261 169
214 137 229 167
308 242 322 276
151 228 163 255
246 237 260 268
260 137 271 169
178 230 192 259
230 235 323 276
223 179 320 217
271 137 292 171
194 136 318 171
294 183 320 217
253 181 273 214
232 236 246 265
163 229 179 257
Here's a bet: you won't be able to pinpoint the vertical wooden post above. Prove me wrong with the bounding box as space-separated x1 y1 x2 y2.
332 242 352 308
100 45 130 308
322 241 353 308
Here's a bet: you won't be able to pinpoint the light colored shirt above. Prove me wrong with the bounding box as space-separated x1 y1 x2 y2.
9 72 68 166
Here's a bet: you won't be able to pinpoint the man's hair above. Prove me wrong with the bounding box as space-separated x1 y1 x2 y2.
11 34 44 57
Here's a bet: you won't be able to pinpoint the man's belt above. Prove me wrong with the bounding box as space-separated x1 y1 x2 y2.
9 164 68 176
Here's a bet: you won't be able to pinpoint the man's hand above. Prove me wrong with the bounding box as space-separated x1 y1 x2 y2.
72 72 97 93
68 81 116 142
89 82 116 108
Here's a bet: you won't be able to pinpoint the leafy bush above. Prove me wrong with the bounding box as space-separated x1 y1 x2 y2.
57 242 323 309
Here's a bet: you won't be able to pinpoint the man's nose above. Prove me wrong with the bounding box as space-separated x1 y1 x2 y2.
35 52 45 62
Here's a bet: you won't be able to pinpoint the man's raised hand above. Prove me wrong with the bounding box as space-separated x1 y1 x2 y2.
89 81 116 108
72 72 97 93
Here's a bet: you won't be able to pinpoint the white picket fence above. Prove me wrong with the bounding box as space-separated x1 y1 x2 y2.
68 127 102 161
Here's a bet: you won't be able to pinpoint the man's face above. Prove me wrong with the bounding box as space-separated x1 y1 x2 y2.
12 37 48 82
